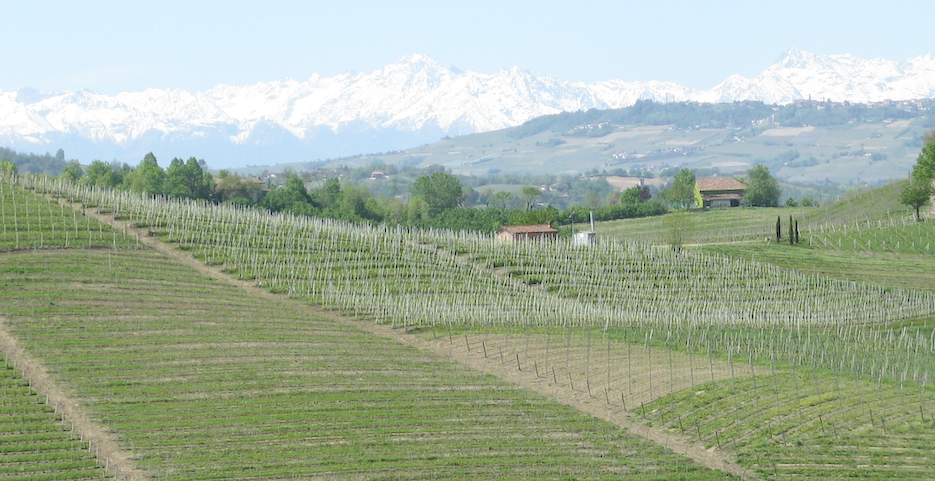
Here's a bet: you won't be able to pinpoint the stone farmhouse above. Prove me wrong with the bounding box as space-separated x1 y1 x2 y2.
695 178 746 208
495 223 559 242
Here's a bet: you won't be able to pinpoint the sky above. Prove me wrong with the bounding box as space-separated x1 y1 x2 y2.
2 1 934 95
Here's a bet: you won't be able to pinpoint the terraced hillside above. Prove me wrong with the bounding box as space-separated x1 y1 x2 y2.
6 173 935 479
0 178 732 479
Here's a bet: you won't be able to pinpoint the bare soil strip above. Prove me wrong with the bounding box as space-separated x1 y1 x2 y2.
0 317 148 481
52 199 754 479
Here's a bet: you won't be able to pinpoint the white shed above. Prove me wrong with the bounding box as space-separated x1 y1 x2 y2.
573 231 596 246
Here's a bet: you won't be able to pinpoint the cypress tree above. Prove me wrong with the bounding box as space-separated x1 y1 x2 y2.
776 216 781 240
789 216 794 245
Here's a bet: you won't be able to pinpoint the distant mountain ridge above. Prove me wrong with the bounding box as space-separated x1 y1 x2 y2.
1 49 934 168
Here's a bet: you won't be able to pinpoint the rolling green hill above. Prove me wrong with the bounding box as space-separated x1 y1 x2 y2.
317 101 934 186
4 172 935 480
598 178 935 292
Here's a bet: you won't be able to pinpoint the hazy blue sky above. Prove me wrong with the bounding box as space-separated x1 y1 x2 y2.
3 1 933 95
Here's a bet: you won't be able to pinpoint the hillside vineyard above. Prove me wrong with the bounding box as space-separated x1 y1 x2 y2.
5 171 935 479
11 174 935 374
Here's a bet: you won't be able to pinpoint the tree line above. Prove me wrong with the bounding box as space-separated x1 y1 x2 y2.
39 152 671 233
5 147 805 235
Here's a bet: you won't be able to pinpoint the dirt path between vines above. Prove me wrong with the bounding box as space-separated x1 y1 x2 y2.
0 317 148 481
47 199 755 479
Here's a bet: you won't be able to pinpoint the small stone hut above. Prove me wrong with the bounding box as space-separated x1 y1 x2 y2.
495 223 559 242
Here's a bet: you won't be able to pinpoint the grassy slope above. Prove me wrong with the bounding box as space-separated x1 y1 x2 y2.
699 243 935 293
0 186 728 479
802 179 914 224
11 177 935 480
600 178 931 290
599 179 913 244
696 179 934 291
0 365 104 480
640 370 935 480
599 207 812 244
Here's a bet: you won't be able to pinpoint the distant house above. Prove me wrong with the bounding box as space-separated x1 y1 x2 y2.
695 178 746 208
369 170 388 180
495 223 559 243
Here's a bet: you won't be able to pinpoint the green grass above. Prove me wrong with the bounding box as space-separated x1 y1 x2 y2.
599 178 932 294
10 175 935 480
599 206 812 244
697 243 935 293
598 179 915 247
0 364 104 480
640 370 935 480
0 248 730 477
801 179 914 224
0 181 138 251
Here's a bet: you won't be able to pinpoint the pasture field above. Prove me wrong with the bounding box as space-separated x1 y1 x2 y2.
0 180 730 479
7 173 935 479
601 178 935 293
804 179 914 225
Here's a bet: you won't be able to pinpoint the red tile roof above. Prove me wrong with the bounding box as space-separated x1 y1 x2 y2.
696 178 746 192
497 224 558 234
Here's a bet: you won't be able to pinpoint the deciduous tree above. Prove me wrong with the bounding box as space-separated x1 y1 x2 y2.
487 191 513 209
214 170 262 204
899 177 934 222
661 169 695 208
411 172 465 217
165 157 213 200
61 160 84 182
127 152 166 196
520 186 541 210
259 174 317 216
0 158 15 176
912 134 935 183
744 165 781 207
620 185 651 204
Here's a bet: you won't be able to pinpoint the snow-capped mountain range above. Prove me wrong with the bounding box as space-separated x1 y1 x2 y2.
2 48 934 168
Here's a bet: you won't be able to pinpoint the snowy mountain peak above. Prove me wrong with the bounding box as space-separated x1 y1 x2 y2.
2 50 935 168
396 53 443 66
776 47 819 69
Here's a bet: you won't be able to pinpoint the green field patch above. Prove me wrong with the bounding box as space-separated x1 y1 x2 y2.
640 369 935 479
0 364 105 479
0 248 731 480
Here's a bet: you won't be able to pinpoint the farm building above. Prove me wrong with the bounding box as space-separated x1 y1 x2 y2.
572 230 596 246
496 223 559 242
695 178 746 208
